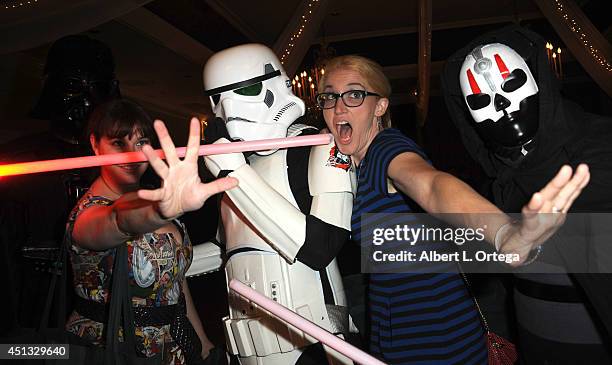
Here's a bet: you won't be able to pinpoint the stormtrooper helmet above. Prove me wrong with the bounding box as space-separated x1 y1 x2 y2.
459 43 539 159
203 44 305 155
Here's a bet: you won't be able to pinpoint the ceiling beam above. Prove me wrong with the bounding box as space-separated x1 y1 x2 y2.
0 0 153 54
204 0 261 43
315 12 543 44
273 0 330 76
416 0 432 127
118 7 214 65
534 0 612 98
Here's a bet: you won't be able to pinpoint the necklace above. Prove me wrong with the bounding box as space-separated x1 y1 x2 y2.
100 174 122 199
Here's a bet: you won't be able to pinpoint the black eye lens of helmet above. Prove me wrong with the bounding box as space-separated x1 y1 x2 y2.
466 93 491 110
211 94 221 105
501 69 528 93
234 82 263 96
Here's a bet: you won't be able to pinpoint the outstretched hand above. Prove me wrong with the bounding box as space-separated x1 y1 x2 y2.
137 118 238 219
499 164 590 264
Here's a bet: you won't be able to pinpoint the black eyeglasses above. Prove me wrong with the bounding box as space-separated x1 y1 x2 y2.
316 90 380 109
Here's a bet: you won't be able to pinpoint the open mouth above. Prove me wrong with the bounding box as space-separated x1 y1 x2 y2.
335 120 353 144
227 116 257 123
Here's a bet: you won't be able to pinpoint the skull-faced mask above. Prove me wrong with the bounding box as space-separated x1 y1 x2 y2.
460 43 539 161
203 44 305 155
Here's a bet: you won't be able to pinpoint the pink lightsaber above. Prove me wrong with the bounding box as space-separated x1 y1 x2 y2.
228 279 387 365
0 134 332 177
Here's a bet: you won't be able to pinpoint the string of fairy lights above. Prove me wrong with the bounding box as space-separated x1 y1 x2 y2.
2 0 38 10
553 0 612 73
280 0 321 66
278 0 325 105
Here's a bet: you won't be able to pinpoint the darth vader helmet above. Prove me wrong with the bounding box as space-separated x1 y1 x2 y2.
31 35 120 142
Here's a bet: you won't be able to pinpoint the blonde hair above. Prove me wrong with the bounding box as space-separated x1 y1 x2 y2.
318 55 392 128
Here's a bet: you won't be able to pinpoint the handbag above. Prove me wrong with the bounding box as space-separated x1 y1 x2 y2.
4 230 211 364
61 241 162 365
459 271 518 365
6 237 162 365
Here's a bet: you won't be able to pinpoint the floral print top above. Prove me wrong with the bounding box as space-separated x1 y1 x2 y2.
65 193 192 364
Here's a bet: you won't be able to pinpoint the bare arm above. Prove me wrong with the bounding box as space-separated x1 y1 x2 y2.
388 151 590 264
74 119 237 251
72 192 169 250
183 279 214 359
388 152 507 243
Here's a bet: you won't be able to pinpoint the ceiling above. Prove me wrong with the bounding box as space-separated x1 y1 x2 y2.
1 0 610 143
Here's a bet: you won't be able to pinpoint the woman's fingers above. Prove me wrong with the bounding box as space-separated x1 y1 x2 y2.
537 165 573 203
154 120 180 165
142 145 169 179
196 177 238 201
523 192 543 216
553 164 591 213
184 118 201 162
137 187 164 202
533 164 589 213
561 165 591 213
512 164 590 259
142 119 238 215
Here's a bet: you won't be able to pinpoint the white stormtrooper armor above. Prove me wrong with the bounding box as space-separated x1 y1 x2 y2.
192 44 356 365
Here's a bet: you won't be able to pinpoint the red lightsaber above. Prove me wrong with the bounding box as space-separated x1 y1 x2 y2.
0 134 332 177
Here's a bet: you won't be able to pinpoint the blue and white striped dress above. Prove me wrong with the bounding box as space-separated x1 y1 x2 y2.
352 128 487 364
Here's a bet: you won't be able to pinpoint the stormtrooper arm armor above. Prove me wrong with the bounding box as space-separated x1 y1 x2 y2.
224 164 307 261
185 240 223 277
205 139 354 269
205 139 305 263
294 141 355 270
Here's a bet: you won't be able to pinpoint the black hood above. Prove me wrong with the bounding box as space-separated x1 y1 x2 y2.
442 25 583 210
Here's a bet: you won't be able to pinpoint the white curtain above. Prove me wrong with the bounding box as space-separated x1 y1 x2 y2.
1 0 153 54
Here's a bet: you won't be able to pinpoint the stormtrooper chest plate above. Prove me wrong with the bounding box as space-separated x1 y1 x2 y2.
248 150 298 206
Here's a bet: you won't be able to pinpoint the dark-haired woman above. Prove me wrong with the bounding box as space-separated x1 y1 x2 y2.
64 99 237 364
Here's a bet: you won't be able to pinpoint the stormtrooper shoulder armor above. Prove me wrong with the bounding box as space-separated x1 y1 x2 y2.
308 139 356 197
